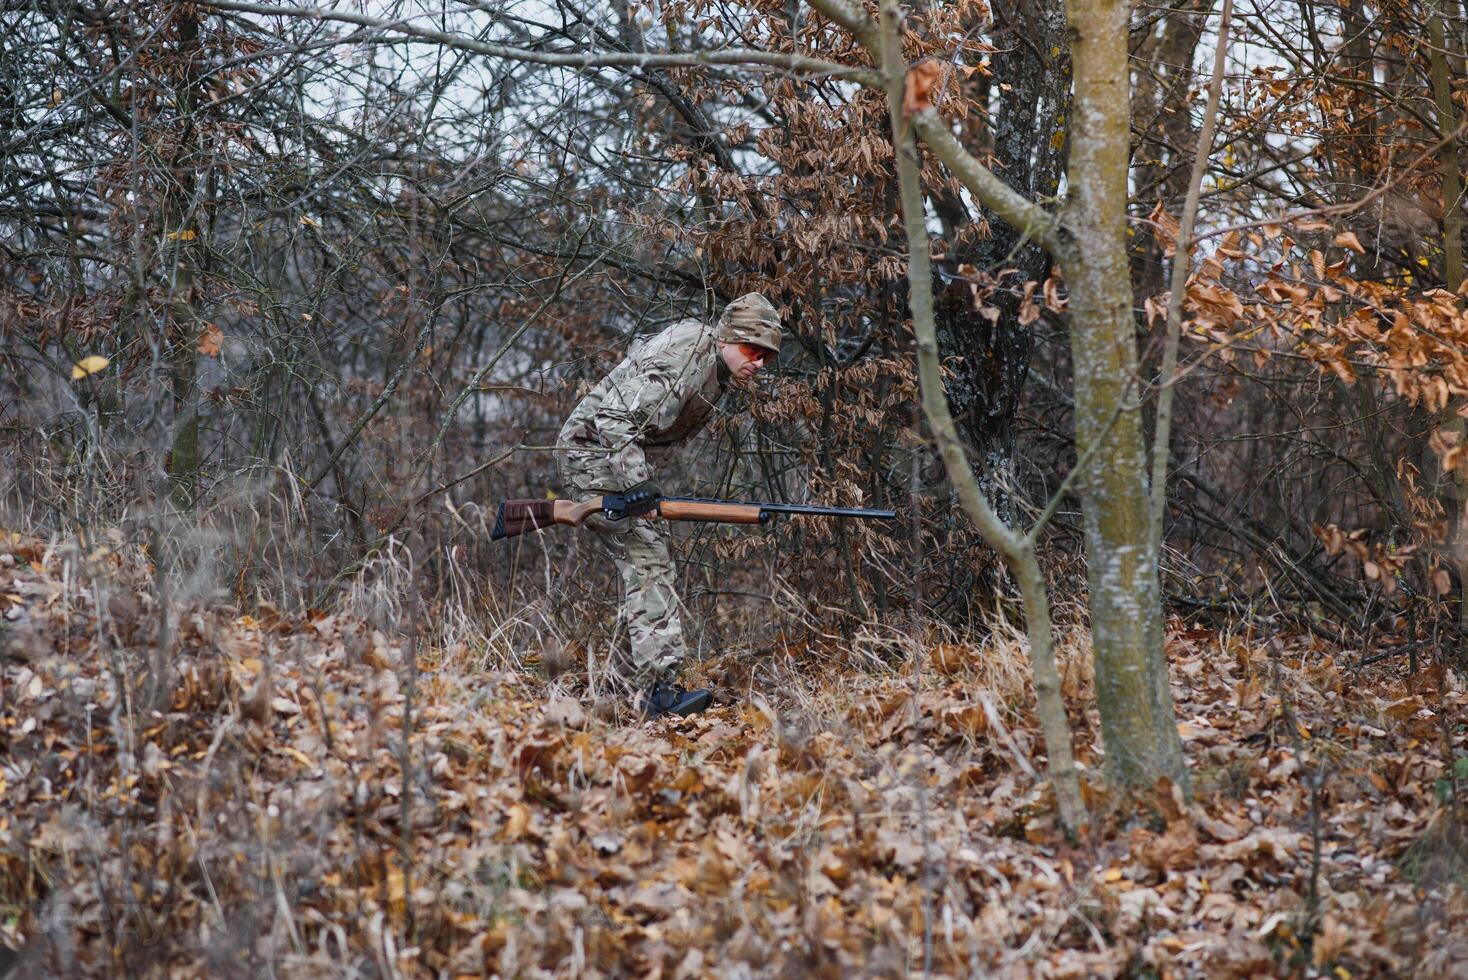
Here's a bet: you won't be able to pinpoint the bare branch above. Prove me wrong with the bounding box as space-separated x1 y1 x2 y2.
1150 0 1233 551
910 109 1061 255
197 0 881 85
804 0 880 49
1190 118 1468 244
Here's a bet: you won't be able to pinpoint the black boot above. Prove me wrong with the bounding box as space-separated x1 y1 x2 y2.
642 681 713 718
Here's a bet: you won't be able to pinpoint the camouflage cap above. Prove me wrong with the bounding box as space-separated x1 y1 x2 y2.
714 292 782 352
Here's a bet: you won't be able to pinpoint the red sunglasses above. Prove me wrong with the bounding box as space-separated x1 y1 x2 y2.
737 342 775 364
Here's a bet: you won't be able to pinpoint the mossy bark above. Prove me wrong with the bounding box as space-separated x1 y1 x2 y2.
1059 0 1187 788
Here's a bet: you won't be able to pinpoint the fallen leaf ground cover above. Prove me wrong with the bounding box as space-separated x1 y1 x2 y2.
0 533 1464 977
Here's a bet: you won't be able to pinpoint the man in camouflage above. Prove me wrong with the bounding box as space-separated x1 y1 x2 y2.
557 293 783 717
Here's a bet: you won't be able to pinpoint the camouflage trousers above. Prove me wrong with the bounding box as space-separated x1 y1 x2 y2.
557 444 687 688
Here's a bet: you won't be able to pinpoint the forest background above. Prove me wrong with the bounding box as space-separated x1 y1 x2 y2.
1 0 1467 974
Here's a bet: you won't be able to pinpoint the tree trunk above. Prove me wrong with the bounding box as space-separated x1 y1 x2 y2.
893 0 1187 790
1060 0 1188 788
1427 2 1468 628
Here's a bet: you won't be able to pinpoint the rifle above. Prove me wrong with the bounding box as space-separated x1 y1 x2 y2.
491 481 895 540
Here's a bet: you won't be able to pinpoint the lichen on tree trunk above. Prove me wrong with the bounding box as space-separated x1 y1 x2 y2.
1059 0 1187 788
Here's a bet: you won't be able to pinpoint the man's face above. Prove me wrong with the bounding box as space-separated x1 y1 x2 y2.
719 341 776 380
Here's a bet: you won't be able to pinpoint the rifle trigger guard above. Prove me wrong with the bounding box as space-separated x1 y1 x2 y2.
602 481 663 521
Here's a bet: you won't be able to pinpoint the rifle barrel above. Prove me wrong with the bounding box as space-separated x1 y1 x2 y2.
662 497 895 520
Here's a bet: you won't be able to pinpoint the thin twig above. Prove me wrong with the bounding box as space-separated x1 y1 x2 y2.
1191 119 1468 244
1150 0 1233 551
196 0 880 85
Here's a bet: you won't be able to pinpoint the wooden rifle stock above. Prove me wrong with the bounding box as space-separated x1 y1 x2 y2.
491 497 607 540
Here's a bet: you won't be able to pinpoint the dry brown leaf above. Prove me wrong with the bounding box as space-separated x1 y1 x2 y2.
902 60 944 117
1150 200 1180 258
1334 229 1366 254
197 323 223 357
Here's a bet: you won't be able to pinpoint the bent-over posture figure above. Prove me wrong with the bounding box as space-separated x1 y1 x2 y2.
557 293 782 717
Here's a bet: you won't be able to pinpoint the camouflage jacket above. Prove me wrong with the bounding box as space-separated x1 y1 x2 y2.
558 318 730 488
